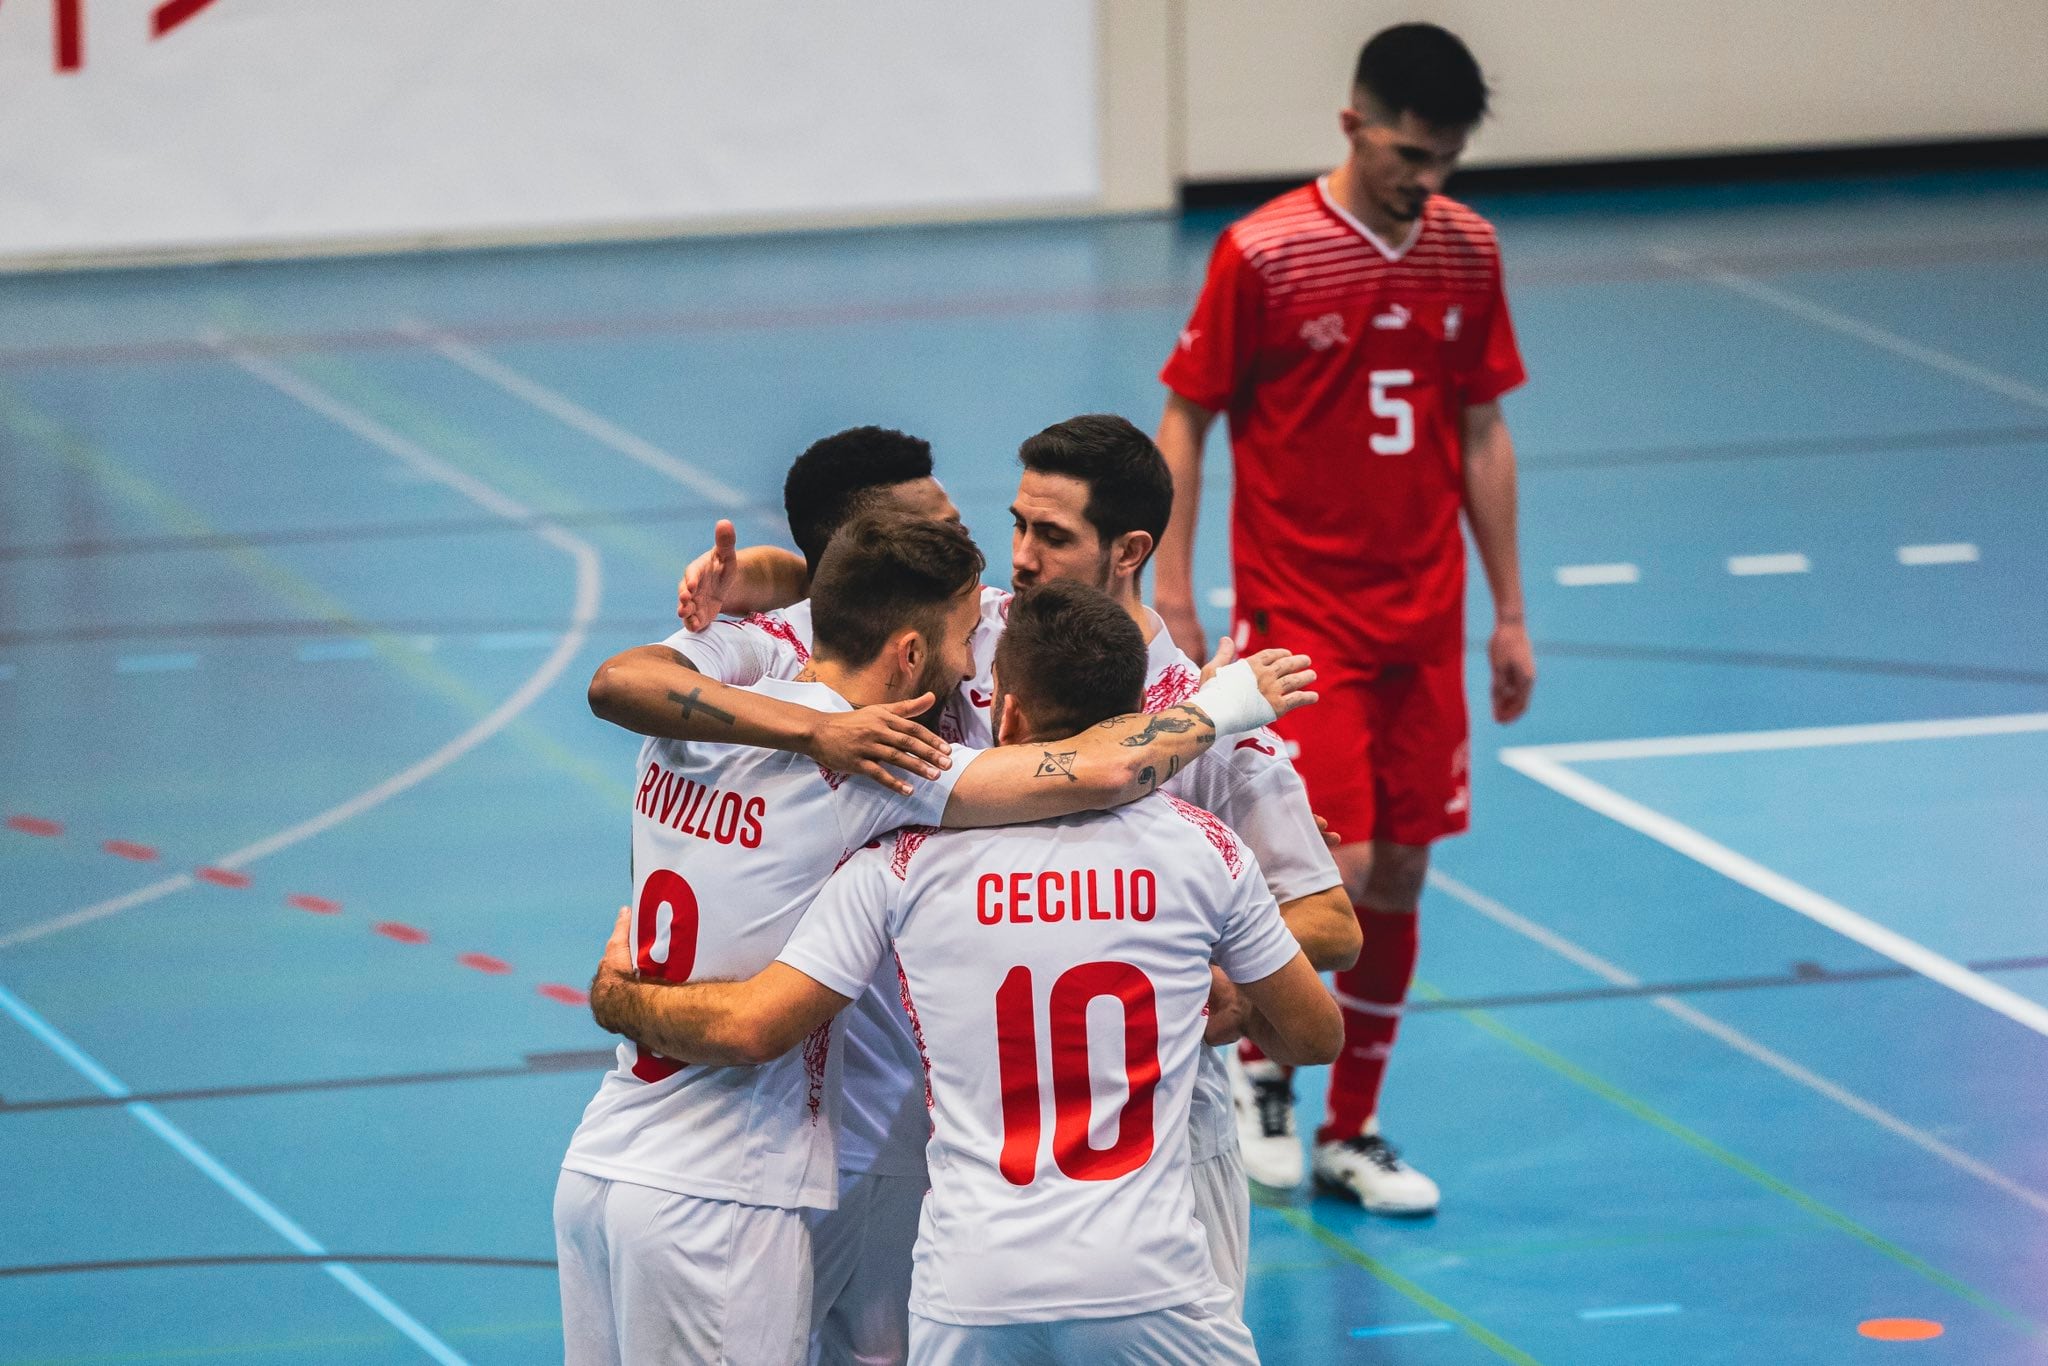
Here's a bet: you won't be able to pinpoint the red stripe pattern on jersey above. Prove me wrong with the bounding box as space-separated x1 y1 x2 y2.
1163 794 1246 880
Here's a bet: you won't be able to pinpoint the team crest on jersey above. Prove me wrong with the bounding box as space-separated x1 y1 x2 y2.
1443 304 1463 340
1371 302 1411 331
1299 312 1349 351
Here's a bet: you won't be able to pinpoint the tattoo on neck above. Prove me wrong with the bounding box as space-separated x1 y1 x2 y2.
667 687 737 727
1034 750 1079 781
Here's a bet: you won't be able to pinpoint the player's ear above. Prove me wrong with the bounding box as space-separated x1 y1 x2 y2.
995 692 1025 746
1112 530 1153 580
890 626 923 689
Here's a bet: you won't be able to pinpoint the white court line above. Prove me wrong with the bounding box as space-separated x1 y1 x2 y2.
1727 552 1809 576
1522 709 2048 764
1653 248 2048 414
397 318 746 507
0 343 604 952
1206 586 1236 609
1500 725 2048 1042
1556 562 1639 587
1428 870 2048 1219
1899 542 1980 566
0 983 471 1363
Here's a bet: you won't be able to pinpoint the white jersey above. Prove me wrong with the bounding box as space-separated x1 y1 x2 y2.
682 592 1340 1168
947 593 1341 1163
560 673 974 1210
777 798 1300 1325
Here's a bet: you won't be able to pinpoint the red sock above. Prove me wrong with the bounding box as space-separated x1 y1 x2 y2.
1316 909 1418 1145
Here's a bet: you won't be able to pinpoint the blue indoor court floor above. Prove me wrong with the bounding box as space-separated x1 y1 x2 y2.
2 168 2046 1364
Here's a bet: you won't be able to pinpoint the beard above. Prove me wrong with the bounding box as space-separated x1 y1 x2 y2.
1011 550 1115 595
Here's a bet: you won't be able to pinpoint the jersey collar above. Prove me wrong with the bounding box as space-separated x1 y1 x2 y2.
1316 175 1422 263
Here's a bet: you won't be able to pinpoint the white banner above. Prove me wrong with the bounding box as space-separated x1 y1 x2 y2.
0 1 1101 263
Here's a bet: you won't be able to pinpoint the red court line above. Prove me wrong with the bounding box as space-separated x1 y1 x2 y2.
10 806 589 1003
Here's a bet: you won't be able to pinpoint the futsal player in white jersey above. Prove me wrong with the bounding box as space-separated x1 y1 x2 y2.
559 512 1315 1365
591 582 1343 1363
663 418 1359 1315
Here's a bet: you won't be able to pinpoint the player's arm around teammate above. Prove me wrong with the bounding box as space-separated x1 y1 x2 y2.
590 603 1320 816
592 892 1340 1069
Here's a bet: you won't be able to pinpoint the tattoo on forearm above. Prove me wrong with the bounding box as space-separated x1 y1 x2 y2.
667 687 737 727
1034 750 1079 781
1118 705 1214 748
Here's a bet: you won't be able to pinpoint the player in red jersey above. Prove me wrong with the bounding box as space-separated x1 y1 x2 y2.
1153 23 1534 1214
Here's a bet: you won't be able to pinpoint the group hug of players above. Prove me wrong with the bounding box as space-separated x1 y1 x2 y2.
553 23 1532 1365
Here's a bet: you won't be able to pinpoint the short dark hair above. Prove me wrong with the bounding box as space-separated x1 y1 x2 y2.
1016 415 1173 570
783 426 936 573
809 510 984 666
1354 23 1489 129
993 581 1146 737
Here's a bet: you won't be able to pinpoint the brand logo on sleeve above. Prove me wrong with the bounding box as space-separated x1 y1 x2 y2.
1371 303 1412 331
1178 327 1202 352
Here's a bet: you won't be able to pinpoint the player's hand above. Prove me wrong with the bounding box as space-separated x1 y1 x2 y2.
1159 600 1212 665
1196 635 1235 687
603 903 634 972
1203 965 1248 1046
805 694 951 796
675 519 739 630
1314 814 1341 850
1489 620 1535 723
1244 647 1317 721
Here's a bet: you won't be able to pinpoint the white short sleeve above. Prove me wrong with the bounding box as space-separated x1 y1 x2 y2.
1201 741 1342 904
667 617 797 686
776 845 897 999
1213 851 1302 986
836 745 985 847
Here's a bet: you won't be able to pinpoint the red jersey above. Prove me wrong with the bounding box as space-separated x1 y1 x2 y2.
1160 180 1525 659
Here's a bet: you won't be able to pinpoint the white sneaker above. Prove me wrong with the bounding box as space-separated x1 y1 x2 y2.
1229 1054 1304 1188
1312 1132 1440 1216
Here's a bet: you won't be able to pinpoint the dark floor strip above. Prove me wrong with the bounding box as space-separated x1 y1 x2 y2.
0 1049 606 1115
1409 953 2048 1014
0 1253 556 1279
6 960 2044 1118
1523 423 2048 472
0 499 771 563
1533 640 2048 688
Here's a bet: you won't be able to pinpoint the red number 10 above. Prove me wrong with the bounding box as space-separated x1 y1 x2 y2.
994 961 1160 1185
630 869 699 1083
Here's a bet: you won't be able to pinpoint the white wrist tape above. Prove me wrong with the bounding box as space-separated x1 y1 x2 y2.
1187 659 1277 736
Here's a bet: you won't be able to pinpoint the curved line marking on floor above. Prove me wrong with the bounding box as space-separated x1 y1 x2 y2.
0 342 602 954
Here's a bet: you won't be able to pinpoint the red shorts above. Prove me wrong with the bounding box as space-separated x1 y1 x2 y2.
1237 608 1469 848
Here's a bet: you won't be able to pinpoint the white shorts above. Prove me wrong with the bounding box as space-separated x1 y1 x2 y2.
1189 1145 1252 1314
806 1168 925 1365
555 1168 812 1366
907 1284 1258 1366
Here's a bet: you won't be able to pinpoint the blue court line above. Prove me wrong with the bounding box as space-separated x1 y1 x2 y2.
115 652 199 673
1351 1321 1455 1338
297 639 378 663
0 982 471 1365
1579 1303 1683 1322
